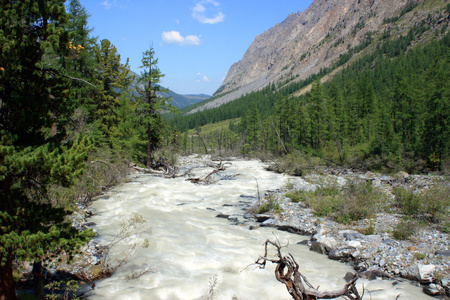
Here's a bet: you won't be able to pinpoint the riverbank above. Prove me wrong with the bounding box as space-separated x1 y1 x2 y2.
242 168 450 298
16 155 447 299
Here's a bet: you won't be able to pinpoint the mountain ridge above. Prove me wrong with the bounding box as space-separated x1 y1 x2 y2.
129 71 210 109
189 0 447 113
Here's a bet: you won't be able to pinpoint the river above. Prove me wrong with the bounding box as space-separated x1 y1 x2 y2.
87 158 432 300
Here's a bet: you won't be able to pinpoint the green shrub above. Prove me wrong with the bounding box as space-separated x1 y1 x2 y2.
393 183 450 229
288 180 386 224
393 187 421 216
414 252 426 260
419 183 450 224
393 219 418 240
358 222 375 235
285 190 309 203
258 194 282 214
333 180 382 224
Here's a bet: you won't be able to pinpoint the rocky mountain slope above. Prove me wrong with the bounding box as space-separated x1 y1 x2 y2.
190 0 448 113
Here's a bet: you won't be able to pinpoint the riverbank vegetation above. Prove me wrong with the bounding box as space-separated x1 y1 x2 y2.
283 178 450 235
0 1 174 298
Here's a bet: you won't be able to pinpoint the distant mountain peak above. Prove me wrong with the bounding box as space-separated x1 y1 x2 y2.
191 0 439 113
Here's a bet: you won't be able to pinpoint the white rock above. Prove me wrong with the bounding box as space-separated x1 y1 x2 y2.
347 241 361 248
320 237 338 250
418 264 436 284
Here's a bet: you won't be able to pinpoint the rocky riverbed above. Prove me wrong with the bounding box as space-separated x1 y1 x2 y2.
169 157 450 298
21 156 447 299
237 168 450 298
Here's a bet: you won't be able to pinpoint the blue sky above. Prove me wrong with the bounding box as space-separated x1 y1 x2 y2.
79 0 314 95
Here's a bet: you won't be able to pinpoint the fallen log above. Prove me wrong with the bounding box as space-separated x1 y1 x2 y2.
254 239 362 300
187 161 231 185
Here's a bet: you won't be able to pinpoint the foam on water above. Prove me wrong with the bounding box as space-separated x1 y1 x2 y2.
88 160 432 300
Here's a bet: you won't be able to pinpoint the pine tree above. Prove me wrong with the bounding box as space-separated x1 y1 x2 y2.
309 80 325 149
93 39 134 144
66 0 98 111
137 47 174 167
0 2 93 299
421 57 450 169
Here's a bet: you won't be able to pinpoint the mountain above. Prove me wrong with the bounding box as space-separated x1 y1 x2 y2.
163 91 211 109
190 0 448 113
129 71 211 109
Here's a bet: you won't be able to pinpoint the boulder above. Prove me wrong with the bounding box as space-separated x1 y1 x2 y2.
400 264 420 281
328 248 355 261
310 241 329 255
418 264 436 284
423 284 444 296
318 237 337 250
343 232 366 241
216 213 230 219
297 240 310 246
435 250 450 256
441 277 450 288
260 218 277 227
255 214 271 222
347 241 361 248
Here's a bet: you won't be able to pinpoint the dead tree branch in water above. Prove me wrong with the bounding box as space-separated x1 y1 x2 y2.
187 161 231 185
132 157 178 177
254 239 362 300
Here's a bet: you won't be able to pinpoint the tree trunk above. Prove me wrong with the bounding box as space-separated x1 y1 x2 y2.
0 255 17 300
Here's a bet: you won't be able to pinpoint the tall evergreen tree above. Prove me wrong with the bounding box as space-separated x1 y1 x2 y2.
0 2 93 298
93 39 134 144
137 47 174 167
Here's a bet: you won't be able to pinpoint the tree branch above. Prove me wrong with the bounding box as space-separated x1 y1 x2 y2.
255 239 362 300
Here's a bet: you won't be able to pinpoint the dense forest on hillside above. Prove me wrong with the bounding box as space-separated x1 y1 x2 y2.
168 22 450 172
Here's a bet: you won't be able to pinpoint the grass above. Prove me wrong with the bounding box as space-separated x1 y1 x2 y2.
285 180 387 224
258 194 283 214
187 118 240 136
392 219 419 240
393 182 450 231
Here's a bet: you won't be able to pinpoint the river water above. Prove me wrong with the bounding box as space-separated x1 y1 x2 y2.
87 158 432 300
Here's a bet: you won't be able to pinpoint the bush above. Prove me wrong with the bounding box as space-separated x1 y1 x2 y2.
333 180 383 224
258 194 282 214
285 190 309 203
267 151 323 176
393 187 421 217
420 183 450 224
393 182 450 229
287 180 386 224
393 219 418 240
358 222 375 235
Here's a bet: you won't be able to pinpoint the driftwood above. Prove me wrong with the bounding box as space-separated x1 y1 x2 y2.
131 157 178 178
186 161 231 184
254 240 362 300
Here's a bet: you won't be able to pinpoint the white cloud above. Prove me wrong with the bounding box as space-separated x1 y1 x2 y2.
162 31 201 46
101 0 127 10
101 0 112 9
192 0 225 24
195 73 211 82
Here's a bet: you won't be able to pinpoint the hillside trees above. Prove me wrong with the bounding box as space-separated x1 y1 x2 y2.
169 31 450 171
0 1 94 299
